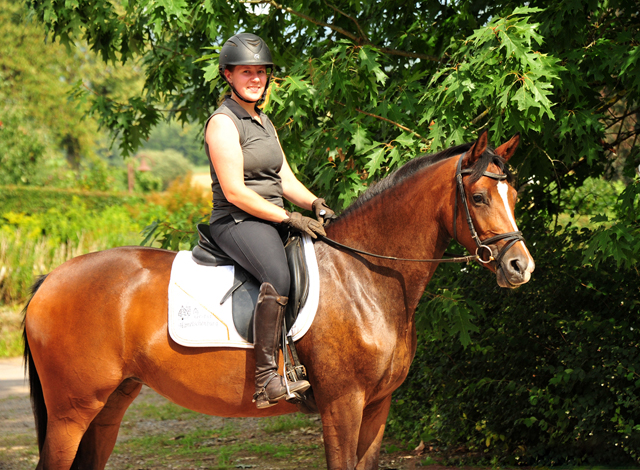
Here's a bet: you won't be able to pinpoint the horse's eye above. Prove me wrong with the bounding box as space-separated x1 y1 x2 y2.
472 194 484 204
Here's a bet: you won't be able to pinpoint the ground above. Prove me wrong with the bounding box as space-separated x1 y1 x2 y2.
0 381 444 470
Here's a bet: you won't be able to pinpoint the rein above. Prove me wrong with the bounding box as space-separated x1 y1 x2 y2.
318 235 478 263
319 153 525 265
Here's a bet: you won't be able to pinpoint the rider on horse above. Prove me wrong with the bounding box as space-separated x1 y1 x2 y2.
204 33 335 409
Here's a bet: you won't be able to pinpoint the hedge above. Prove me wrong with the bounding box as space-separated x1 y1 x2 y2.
388 223 640 466
0 185 145 215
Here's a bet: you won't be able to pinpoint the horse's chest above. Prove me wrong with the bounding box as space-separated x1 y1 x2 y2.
356 322 415 388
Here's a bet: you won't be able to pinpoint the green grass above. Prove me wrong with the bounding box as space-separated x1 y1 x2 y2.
0 305 23 358
0 433 36 448
261 413 319 434
0 328 22 358
115 427 320 470
132 401 202 421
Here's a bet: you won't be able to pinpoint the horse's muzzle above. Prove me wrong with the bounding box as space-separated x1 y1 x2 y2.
496 249 535 288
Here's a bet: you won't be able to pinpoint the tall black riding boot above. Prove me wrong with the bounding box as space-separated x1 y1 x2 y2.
253 282 310 409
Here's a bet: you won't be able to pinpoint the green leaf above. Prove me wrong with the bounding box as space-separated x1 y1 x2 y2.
394 132 415 148
364 146 386 176
351 126 371 153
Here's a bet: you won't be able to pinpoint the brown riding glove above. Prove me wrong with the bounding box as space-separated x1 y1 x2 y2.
284 211 326 239
312 198 337 225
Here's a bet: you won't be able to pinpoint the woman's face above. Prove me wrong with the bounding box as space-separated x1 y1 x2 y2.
225 65 268 102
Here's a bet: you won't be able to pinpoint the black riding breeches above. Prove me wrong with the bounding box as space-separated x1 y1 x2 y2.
209 216 290 297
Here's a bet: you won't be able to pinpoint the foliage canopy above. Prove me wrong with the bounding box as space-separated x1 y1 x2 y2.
25 0 639 263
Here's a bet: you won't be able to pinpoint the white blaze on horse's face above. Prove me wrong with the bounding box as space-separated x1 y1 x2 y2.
496 181 535 280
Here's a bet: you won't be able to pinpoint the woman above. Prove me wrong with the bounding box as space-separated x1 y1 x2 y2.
205 33 336 409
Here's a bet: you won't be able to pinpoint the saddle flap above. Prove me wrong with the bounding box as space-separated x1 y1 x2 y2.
284 235 309 332
191 224 311 343
227 234 310 343
229 267 260 343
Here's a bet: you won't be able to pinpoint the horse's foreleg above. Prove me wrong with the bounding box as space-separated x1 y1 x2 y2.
319 393 366 470
355 396 392 470
72 379 143 469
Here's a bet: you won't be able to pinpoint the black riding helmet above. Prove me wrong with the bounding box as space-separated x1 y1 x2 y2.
219 33 274 105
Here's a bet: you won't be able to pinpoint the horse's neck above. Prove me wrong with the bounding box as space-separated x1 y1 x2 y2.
324 159 455 312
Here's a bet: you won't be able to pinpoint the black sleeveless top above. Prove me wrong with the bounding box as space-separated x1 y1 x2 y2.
205 97 285 223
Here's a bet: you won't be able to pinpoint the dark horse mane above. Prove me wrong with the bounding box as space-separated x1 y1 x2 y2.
340 142 513 218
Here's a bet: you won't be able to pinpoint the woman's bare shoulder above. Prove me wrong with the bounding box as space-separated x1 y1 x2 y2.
206 113 239 140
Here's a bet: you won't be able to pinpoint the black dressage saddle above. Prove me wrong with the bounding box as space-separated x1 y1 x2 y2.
191 224 310 343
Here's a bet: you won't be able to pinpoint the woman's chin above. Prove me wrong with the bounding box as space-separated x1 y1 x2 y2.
239 91 263 101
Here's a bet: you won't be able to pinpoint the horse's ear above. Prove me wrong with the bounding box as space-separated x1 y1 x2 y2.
494 133 520 162
462 130 488 168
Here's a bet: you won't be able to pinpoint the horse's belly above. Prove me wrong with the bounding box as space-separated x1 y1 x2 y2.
140 345 298 418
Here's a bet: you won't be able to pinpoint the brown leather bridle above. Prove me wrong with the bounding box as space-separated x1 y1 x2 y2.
453 152 525 267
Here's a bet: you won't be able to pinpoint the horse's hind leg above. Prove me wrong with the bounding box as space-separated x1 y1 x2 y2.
72 379 143 469
37 394 106 470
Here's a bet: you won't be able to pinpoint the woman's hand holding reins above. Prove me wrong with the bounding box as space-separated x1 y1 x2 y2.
283 211 326 239
312 198 337 225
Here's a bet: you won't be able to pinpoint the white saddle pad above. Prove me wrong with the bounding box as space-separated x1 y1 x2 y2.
168 234 320 348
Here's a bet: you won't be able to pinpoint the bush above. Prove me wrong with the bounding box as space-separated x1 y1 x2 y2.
136 149 192 189
0 177 210 304
388 224 640 466
0 107 48 185
0 194 147 303
138 174 211 251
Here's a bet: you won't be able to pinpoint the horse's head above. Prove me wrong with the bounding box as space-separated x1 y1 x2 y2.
453 131 535 288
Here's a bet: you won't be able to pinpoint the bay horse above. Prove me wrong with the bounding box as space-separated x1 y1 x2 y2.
22 131 534 470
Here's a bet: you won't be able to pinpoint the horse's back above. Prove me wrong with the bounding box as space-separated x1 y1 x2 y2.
27 246 176 327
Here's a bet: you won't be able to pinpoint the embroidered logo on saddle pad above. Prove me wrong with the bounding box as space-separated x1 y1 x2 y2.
168 235 320 348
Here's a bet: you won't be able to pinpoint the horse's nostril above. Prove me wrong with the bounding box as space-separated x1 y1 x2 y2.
510 259 522 274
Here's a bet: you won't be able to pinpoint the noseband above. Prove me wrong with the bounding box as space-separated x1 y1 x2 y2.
453 153 525 267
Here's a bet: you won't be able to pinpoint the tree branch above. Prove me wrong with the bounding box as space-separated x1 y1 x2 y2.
325 2 369 42
333 100 430 143
248 0 440 62
604 106 640 130
470 108 491 126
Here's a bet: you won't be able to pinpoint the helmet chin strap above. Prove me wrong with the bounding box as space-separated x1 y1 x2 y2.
229 83 259 104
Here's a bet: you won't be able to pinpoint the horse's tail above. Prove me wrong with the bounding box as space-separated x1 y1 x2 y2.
22 274 49 452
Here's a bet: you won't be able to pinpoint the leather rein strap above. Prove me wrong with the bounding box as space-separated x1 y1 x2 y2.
318 236 478 263
319 153 525 265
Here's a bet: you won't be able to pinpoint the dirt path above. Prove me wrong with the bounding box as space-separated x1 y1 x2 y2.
0 358 28 400
0 373 428 470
